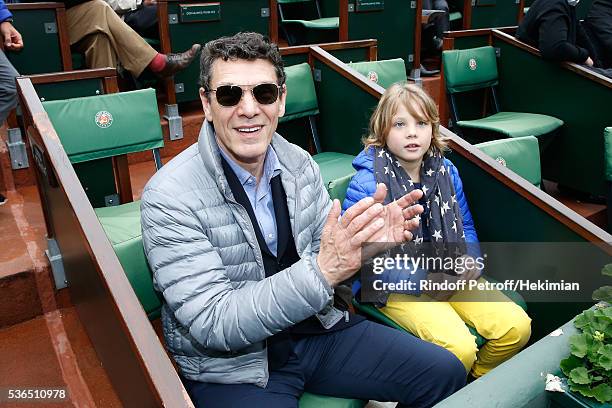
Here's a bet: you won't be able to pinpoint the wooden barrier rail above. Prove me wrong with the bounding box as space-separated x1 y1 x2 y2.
17 76 192 408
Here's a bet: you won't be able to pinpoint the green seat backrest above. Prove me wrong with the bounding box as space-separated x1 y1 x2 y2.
449 11 462 21
605 127 612 182
95 201 162 320
348 58 407 89
476 136 541 187
278 0 312 3
43 88 164 164
281 63 319 123
312 152 356 202
442 46 499 94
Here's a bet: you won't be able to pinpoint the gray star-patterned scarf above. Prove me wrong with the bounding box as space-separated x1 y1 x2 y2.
367 147 467 305
374 146 465 245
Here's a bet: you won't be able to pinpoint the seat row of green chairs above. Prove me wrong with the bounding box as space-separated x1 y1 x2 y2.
346 52 544 188
41 54 549 406
442 46 564 143
278 0 339 46
439 45 562 189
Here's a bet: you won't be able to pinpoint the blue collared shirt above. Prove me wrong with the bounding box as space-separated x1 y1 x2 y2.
218 141 282 256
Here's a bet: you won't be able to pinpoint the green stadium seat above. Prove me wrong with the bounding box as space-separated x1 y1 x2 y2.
347 58 407 89
449 11 462 22
282 63 320 123
282 63 356 201
43 89 164 318
278 0 339 45
312 152 356 203
476 136 542 187
43 88 164 207
300 393 366 408
43 89 163 165
96 200 162 320
442 46 563 141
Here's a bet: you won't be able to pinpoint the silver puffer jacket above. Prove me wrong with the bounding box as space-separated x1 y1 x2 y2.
141 121 341 387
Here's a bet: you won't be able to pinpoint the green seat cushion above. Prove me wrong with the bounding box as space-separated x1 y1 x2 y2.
605 127 612 181
476 135 542 187
43 88 164 163
449 11 462 21
348 58 407 89
95 200 162 320
457 111 563 138
283 17 339 29
299 393 366 408
443 46 499 93
313 152 356 202
281 63 319 123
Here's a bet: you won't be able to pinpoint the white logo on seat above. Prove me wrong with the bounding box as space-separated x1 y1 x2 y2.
95 111 113 128
495 156 507 167
469 58 477 71
367 70 379 83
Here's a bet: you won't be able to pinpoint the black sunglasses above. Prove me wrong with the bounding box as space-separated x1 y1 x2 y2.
208 83 282 107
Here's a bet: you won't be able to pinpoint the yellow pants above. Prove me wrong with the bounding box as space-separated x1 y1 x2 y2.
380 278 531 378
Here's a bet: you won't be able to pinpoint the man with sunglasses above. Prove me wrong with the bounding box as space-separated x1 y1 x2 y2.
141 32 466 408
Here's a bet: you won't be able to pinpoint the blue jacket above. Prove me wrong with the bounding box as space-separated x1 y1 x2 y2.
343 149 481 297
342 148 478 243
0 1 12 24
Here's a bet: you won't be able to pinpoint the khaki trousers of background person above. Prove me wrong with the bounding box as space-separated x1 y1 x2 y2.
66 0 158 77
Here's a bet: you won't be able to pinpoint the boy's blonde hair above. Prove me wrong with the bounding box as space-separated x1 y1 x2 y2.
363 82 447 153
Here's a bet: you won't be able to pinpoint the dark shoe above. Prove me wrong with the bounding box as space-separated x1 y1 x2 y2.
420 64 440 76
156 44 201 78
0 193 7 206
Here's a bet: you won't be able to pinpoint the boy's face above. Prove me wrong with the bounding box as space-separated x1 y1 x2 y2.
200 58 286 169
385 102 433 173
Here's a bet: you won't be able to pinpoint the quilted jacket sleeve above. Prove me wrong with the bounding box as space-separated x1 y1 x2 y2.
342 170 376 212
141 186 333 353
448 160 479 244
0 1 12 23
308 157 334 255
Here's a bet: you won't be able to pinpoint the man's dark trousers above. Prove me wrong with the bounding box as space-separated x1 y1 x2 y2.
183 320 466 408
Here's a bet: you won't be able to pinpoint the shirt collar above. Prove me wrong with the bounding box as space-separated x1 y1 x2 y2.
216 136 282 187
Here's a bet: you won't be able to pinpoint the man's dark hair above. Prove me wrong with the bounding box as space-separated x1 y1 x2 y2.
199 32 286 93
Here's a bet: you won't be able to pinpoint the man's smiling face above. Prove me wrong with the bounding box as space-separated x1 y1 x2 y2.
200 58 286 169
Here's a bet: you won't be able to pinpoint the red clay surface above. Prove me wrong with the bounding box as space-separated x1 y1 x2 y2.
0 315 69 408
